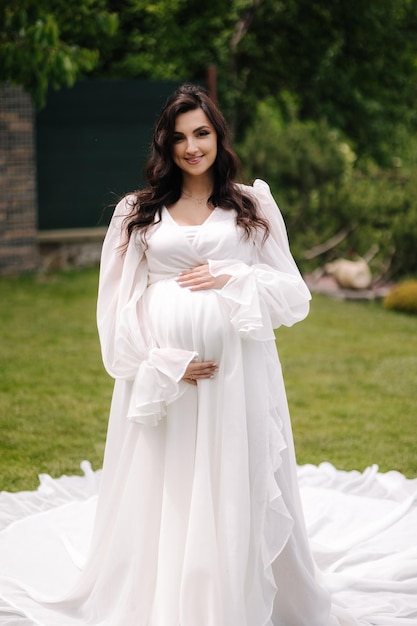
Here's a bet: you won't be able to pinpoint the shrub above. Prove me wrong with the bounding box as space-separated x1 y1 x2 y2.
236 98 356 267
383 281 417 315
237 99 417 278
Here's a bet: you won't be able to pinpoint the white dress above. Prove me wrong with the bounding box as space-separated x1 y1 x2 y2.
0 180 416 626
88 178 331 626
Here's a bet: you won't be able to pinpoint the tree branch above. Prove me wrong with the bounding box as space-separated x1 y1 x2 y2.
230 0 264 53
303 223 358 259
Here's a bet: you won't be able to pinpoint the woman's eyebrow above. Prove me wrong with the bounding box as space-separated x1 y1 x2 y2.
174 125 211 136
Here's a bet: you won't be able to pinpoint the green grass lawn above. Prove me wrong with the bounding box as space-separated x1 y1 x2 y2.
0 267 416 492
277 294 417 477
0 269 112 491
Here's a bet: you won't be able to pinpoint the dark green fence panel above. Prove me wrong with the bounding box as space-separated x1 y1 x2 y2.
36 80 182 230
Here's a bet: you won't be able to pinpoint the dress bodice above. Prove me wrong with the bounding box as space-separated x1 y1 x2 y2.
142 207 255 285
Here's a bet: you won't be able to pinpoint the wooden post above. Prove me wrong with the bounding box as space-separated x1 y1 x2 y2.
206 66 218 104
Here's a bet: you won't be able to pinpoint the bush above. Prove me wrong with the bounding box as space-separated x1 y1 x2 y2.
237 100 417 278
383 281 417 314
336 169 417 278
236 98 356 267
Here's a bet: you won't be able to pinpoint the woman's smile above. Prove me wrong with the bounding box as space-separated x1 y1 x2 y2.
185 155 203 164
172 108 217 177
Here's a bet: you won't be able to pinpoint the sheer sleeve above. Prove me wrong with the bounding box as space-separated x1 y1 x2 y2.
97 197 197 426
208 179 311 339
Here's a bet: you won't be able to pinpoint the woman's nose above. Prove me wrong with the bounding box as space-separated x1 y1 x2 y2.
185 137 198 153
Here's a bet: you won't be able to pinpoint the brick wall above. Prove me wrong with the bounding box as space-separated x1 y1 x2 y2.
0 84 39 275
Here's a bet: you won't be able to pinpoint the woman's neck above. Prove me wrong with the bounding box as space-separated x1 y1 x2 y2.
181 173 214 199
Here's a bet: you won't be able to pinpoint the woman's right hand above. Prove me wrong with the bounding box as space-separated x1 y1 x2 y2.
183 360 218 386
176 264 230 291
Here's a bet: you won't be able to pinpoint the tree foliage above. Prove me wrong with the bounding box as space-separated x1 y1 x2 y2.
93 0 417 163
0 0 118 107
99 0 231 79
216 0 417 162
2 0 417 161
238 100 417 278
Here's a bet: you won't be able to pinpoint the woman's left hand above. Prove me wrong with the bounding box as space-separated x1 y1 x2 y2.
176 264 230 291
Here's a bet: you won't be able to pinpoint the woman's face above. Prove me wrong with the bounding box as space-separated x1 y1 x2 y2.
172 108 217 178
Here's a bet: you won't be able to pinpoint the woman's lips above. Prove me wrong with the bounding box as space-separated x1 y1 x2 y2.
185 156 203 165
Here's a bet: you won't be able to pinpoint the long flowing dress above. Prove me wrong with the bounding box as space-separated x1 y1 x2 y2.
0 180 416 626
89 177 332 626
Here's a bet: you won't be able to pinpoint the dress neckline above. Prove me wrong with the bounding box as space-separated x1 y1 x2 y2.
163 206 218 227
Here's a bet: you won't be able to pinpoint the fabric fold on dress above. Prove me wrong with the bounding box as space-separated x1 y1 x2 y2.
208 259 271 340
208 257 311 340
259 407 294 626
1 462 417 625
127 348 198 425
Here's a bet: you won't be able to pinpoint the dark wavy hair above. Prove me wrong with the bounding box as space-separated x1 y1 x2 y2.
124 83 269 244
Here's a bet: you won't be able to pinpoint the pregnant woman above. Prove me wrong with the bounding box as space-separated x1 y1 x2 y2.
85 83 337 626
6 83 337 626
1 82 417 626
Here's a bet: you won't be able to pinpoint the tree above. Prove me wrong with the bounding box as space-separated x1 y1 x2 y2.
233 0 417 161
97 0 254 82
2 0 417 161
93 0 417 162
0 0 118 107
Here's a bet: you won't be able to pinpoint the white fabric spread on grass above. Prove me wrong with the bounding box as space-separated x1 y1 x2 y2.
0 180 416 625
0 463 416 625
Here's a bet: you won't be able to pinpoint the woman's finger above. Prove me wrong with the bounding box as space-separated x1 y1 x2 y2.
176 266 211 287
176 265 230 291
183 361 218 381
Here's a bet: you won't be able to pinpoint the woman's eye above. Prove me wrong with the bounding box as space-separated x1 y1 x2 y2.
173 136 183 143
197 131 209 137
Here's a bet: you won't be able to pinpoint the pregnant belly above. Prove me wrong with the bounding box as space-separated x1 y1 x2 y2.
143 280 231 361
